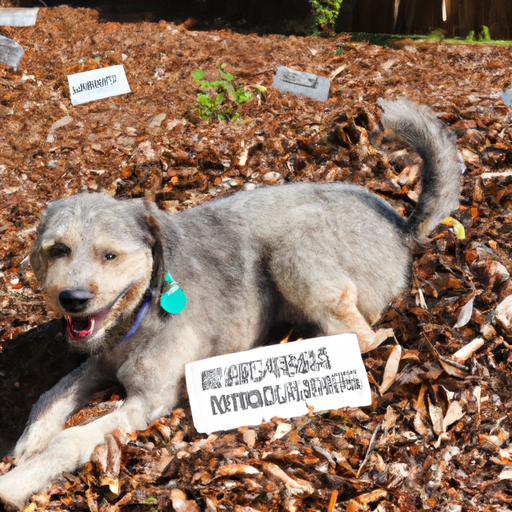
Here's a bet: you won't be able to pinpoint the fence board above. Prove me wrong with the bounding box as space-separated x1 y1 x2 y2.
336 0 512 39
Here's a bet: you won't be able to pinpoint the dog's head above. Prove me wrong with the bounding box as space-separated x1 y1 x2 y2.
30 193 164 352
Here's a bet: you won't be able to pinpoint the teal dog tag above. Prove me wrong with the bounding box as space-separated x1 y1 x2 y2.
160 272 187 314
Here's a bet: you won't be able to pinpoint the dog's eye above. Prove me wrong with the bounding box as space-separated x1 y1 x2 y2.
104 253 117 261
48 243 71 258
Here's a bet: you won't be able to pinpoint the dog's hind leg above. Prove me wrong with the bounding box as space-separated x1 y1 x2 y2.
271 251 391 352
316 281 389 352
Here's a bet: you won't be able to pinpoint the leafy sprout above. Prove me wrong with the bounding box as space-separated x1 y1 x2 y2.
190 65 265 122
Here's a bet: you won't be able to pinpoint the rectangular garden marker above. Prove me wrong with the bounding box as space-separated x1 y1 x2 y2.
68 65 131 106
186 333 370 433
272 65 330 102
0 8 39 26
0 35 24 67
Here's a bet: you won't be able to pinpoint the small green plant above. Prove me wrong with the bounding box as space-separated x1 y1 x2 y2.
465 30 476 42
465 26 492 43
310 0 343 35
425 29 445 42
479 25 491 42
191 65 265 122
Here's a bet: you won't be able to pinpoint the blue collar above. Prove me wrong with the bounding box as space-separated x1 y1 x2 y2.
120 289 152 343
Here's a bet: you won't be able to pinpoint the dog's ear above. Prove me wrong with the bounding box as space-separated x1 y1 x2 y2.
145 214 165 300
29 216 49 285
29 242 45 284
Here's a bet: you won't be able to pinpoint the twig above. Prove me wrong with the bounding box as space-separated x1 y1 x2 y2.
357 422 381 477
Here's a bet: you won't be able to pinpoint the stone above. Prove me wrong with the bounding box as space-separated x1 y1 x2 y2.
262 171 283 182
0 35 24 68
272 65 330 102
500 90 512 107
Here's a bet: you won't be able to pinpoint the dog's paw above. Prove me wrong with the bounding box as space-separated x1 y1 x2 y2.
13 421 62 463
0 471 31 511
359 327 394 353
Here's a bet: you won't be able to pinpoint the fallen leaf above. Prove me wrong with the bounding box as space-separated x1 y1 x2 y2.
453 296 474 328
380 344 402 394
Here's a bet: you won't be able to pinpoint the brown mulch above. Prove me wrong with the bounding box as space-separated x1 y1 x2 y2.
2 5 512 511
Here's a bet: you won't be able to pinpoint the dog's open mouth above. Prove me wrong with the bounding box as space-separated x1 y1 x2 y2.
66 307 112 341
64 282 137 342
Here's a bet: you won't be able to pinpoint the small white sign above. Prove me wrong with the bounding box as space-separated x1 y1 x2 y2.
0 8 39 27
186 333 371 433
67 65 131 106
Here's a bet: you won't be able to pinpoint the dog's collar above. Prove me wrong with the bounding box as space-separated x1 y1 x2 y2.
120 274 187 343
120 289 153 343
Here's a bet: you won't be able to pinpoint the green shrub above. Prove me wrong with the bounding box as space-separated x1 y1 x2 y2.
310 0 343 34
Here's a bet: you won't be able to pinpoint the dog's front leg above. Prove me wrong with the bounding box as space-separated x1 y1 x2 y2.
12 357 113 464
0 395 152 509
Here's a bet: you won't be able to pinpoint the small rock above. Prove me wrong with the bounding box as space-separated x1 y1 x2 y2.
262 171 283 182
221 178 238 188
500 90 512 106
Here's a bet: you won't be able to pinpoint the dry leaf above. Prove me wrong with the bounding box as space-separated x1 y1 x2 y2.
272 423 292 440
380 344 402 394
428 397 444 436
442 401 464 431
498 469 512 480
453 297 474 328
493 295 512 336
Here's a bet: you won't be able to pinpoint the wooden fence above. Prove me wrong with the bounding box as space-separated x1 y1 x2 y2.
336 0 512 39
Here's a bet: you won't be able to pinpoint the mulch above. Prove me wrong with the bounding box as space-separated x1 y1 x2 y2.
1 5 512 510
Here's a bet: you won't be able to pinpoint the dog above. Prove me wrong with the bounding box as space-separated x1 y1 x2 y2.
0 99 462 508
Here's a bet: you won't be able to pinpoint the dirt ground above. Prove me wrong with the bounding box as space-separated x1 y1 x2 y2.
2 5 512 511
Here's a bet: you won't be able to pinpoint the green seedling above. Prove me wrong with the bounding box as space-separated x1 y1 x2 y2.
191 65 265 122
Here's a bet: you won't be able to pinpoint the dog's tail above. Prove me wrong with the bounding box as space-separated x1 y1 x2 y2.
378 98 463 243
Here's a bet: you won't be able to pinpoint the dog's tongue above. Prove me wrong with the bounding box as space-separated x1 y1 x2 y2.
67 316 95 341
66 306 113 341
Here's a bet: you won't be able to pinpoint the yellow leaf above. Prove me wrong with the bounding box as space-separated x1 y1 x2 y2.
440 216 465 239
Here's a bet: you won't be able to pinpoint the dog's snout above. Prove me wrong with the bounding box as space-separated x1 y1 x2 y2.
58 289 94 313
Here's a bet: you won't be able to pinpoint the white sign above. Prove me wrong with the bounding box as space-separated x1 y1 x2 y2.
0 8 39 27
186 333 371 433
67 65 131 106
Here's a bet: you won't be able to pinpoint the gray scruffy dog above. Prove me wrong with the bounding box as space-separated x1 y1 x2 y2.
0 99 462 508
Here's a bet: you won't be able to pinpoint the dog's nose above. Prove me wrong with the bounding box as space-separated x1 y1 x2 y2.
58 289 94 313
